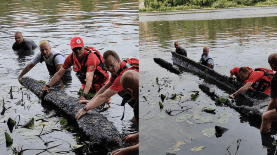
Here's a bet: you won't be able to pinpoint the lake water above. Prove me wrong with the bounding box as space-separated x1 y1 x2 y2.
139 7 277 155
0 0 138 154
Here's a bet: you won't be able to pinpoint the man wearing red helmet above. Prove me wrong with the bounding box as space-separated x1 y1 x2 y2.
39 37 109 100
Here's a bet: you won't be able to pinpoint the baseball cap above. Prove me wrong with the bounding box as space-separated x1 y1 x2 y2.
70 37 84 49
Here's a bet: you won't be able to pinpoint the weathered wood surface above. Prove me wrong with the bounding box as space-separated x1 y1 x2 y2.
21 77 122 153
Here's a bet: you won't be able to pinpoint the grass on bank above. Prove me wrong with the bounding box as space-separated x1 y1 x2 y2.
139 0 277 12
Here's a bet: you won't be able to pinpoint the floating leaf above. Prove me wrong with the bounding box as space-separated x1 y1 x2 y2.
202 128 215 137
204 105 216 112
190 146 204 152
5 132 12 143
161 94 166 102
186 120 193 124
210 88 215 93
201 116 212 123
60 118 68 126
73 144 84 149
159 102 164 110
205 69 208 74
273 142 276 145
173 141 185 151
170 94 177 100
176 114 192 123
7 118 16 133
39 80 46 84
221 94 230 100
217 117 229 124
145 114 156 120
220 112 234 118
157 112 167 119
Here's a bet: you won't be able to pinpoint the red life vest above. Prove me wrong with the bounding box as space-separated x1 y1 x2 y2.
251 67 274 92
112 58 139 79
71 47 108 83
114 58 139 107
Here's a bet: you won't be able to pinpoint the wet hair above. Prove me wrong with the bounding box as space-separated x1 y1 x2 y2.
239 67 250 74
103 50 120 61
14 31 22 35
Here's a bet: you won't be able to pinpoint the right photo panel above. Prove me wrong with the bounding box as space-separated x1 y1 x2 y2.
140 4 277 155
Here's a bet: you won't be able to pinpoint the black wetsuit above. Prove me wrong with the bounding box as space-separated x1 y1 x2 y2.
12 38 37 51
176 46 187 57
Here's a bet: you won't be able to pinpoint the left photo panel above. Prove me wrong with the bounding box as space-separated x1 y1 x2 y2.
0 1 139 155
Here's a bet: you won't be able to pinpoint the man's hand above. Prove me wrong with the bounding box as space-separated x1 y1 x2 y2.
111 148 129 155
122 133 139 145
39 86 49 98
230 94 235 99
78 99 89 104
75 109 87 120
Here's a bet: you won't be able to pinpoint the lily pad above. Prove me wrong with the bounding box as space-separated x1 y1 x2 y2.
176 114 192 123
170 94 177 100
157 112 167 119
204 105 216 112
173 141 185 151
220 112 234 118
193 115 212 124
202 128 215 137
39 80 46 84
190 146 204 152
217 117 229 124
145 114 156 120
60 118 68 126
159 102 164 110
73 144 84 149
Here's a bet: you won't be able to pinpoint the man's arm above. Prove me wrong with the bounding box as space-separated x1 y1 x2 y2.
75 88 118 120
39 67 67 97
230 82 253 98
18 63 35 83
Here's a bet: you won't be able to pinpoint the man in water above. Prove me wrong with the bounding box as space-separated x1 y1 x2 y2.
260 53 277 133
111 70 139 155
39 37 109 100
230 67 273 98
199 47 214 69
12 31 37 51
174 41 187 57
75 50 139 121
18 41 71 85
229 66 253 82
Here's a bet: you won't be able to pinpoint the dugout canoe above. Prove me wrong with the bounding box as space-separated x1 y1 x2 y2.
21 77 122 153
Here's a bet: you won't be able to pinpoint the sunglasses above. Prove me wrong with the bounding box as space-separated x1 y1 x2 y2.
104 60 117 70
39 40 48 45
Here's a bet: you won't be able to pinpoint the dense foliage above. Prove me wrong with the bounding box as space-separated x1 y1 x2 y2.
140 0 277 11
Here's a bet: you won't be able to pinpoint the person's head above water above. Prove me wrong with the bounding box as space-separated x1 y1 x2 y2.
14 31 23 44
120 70 139 99
239 67 251 81
174 41 180 49
203 47 209 56
268 53 277 71
39 41 51 59
103 50 121 75
70 37 85 60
